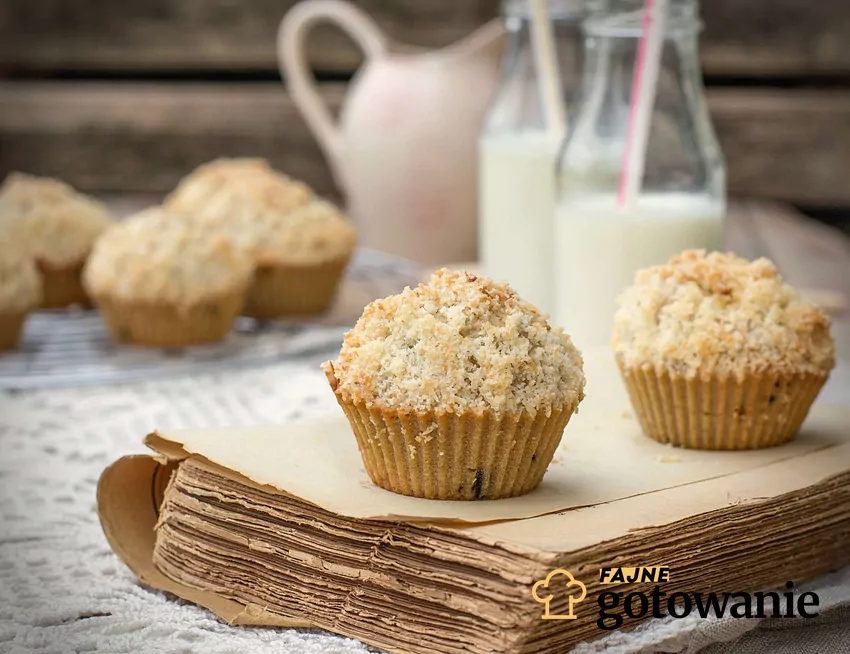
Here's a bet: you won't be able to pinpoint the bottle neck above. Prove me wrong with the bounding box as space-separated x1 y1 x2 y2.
583 0 701 38
560 0 722 201
577 0 703 93
487 2 587 135
502 0 586 21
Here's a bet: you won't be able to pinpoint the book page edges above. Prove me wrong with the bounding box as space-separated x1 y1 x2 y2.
96 453 313 629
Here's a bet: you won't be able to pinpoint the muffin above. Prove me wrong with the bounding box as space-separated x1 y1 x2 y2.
0 172 114 308
0 218 42 350
323 269 585 500
83 207 254 348
165 158 355 317
612 250 835 450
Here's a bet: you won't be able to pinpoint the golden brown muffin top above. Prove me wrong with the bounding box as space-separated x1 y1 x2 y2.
250 199 357 265
612 249 835 378
83 207 254 305
165 159 355 264
324 269 585 415
165 157 313 219
0 173 114 268
0 216 42 312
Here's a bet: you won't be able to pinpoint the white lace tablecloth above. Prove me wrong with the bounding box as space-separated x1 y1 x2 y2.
2 354 849 653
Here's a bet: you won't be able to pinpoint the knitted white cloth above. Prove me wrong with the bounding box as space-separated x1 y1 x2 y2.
1 355 849 653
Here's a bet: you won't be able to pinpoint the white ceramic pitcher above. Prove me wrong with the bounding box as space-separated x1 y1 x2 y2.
279 0 505 264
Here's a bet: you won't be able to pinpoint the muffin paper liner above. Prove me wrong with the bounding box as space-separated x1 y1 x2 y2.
245 255 351 319
618 362 828 450
0 312 27 351
37 261 90 308
95 293 244 348
325 364 578 500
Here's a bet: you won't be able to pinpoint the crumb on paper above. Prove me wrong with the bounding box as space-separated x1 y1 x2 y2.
621 409 632 419
658 455 681 463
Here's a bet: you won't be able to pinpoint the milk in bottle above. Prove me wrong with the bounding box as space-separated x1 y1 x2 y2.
554 0 726 347
478 0 585 315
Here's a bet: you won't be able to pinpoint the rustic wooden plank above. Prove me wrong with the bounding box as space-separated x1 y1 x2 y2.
2 82 850 206
0 81 344 197
701 0 850 76
1 0 849 76
0 0 501 73
709 90 850 206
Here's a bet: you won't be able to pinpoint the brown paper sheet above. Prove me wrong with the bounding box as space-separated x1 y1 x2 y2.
469 434 850 553
145 348 848 524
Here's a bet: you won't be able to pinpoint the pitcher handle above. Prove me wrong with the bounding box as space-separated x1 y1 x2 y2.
278 0 388 172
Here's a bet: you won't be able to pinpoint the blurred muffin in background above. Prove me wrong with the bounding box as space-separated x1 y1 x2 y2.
83 207 254 348
165 158 356 317
0 216 42 351
165 158 313 220
0 173 114 308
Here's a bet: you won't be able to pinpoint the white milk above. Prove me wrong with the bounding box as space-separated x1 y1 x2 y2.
478 132 562 315
554 193 724 348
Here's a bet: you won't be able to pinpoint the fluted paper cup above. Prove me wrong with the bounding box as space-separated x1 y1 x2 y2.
95 293 244 348
618 361 828 450
325 363 578 500
244 255 351 319
0 312 27 351
37 261 91 308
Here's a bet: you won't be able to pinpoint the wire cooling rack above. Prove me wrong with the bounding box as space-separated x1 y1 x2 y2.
0 249 423 390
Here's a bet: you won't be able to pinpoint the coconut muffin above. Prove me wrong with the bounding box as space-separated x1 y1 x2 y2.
0 217 42 350
83 207 254 348
165 159 355 317
613 249 835 450
0 172 114 308
323 269 585 500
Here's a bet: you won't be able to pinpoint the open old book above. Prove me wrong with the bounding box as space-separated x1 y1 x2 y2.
98 351 850 653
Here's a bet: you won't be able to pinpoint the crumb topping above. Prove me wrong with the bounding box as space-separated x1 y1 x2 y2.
0 217 42 312
83 207 254 305
165 157 313 219
0 173 114 268
188 198 356 265
324 269 585 415
251 200 357 265
613 249 836 378
165 159 354 265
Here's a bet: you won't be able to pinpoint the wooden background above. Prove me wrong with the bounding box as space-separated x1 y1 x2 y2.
1 0 849 230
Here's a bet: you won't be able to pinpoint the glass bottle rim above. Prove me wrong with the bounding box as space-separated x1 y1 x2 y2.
502 0 586 21
584 13 702 37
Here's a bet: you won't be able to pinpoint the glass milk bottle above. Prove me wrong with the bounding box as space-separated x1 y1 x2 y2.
555 0 725 347
479 0 585 315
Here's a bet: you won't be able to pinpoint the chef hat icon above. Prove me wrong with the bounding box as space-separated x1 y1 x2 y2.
532 569 587 620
